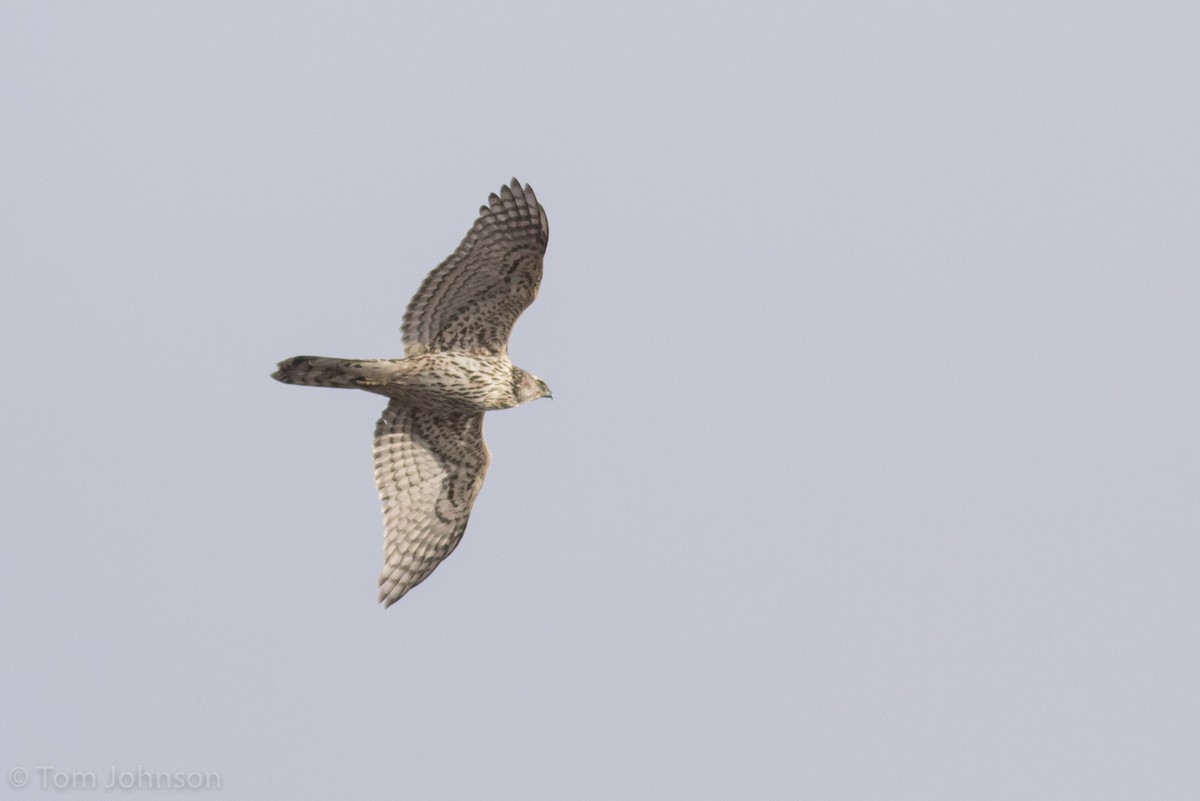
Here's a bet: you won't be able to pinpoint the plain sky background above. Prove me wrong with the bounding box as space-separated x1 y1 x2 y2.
2 1 1197 798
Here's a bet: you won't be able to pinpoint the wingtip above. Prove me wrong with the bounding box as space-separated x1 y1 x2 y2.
379 574 409 608
506 177 536 200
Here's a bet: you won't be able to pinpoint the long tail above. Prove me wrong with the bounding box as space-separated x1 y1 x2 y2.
272 356 397 389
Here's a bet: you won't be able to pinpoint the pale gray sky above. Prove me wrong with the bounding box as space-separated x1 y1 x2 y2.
2 2 1198 798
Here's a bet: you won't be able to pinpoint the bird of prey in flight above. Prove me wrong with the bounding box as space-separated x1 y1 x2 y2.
273 179 552 607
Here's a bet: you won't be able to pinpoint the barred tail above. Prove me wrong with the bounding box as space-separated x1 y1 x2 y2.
271 356 397 389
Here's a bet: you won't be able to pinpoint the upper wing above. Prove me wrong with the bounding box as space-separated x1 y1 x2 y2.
401 179 549 356
372 401 491 606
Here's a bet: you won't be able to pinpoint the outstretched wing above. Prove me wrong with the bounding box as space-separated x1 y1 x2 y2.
401 179 549 356
372 401 491 606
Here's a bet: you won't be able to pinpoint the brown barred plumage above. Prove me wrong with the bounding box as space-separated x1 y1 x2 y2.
272 179 552 607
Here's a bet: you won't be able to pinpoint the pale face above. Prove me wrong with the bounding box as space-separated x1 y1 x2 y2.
515 370 553 404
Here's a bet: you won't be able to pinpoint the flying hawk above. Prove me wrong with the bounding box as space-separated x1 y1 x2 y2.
273 179 551 607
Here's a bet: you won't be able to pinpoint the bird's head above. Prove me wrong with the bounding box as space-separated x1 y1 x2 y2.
513 368 553 404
